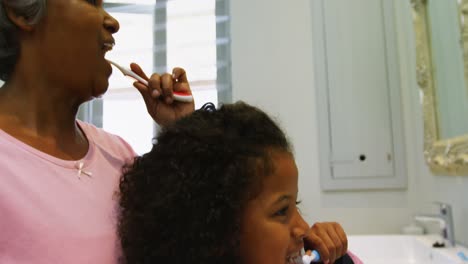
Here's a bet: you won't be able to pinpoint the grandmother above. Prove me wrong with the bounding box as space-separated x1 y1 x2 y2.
0 1 348 263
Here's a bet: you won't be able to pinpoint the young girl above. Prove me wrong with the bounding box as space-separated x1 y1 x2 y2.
118 102 360 264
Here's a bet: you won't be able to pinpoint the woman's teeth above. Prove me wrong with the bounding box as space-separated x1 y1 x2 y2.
103 43 114 52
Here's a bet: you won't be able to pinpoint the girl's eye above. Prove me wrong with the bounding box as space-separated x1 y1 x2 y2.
274 206 289 217
274 201 301 218
87 0 98 5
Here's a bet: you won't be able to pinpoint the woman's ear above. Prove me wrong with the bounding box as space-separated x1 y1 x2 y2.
3 5 34 31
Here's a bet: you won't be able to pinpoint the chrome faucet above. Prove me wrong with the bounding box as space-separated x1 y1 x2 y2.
415 202 455 247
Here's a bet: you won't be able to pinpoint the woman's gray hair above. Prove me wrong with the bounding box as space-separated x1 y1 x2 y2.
0 0 46 81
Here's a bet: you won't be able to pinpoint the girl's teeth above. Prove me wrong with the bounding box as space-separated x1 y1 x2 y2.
287 253 303 264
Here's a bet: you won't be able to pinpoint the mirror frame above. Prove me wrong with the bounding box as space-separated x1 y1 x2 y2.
411 0 468 175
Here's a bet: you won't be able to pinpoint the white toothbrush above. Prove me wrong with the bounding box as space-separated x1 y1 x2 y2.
108 60 194 103
302 249 321 263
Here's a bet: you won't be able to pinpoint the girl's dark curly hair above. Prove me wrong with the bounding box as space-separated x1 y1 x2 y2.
118 101 292 264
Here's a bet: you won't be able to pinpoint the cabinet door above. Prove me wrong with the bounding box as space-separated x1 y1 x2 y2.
312 0 406 190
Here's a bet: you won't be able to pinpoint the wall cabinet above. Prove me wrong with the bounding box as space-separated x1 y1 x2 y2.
312 0 406 190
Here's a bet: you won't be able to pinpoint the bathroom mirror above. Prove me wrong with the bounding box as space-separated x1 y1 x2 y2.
411 0 468 175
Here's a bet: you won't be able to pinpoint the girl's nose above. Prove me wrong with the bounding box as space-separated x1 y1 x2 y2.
292 209 310 241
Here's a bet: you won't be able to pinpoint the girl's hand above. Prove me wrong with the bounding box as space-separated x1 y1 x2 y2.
304 222 348 264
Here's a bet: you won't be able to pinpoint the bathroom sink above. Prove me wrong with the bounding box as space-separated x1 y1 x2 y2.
348 234 468 264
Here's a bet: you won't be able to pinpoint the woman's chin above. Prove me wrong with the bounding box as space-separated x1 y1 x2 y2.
92 80 109 98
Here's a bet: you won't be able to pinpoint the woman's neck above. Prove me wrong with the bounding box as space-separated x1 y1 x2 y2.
0 75 89 160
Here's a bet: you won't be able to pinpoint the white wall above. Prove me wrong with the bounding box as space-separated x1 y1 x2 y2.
230 0 468 245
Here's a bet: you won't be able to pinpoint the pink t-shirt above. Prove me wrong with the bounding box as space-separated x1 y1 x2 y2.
0 121 136 264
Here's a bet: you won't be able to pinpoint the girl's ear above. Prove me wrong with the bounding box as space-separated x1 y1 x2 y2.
4 6 35 32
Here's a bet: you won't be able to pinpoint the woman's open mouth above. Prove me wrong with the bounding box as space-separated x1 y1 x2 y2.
102 42 115 54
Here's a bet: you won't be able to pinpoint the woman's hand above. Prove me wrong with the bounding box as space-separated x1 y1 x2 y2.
303 222 348 264
130 63 195 127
